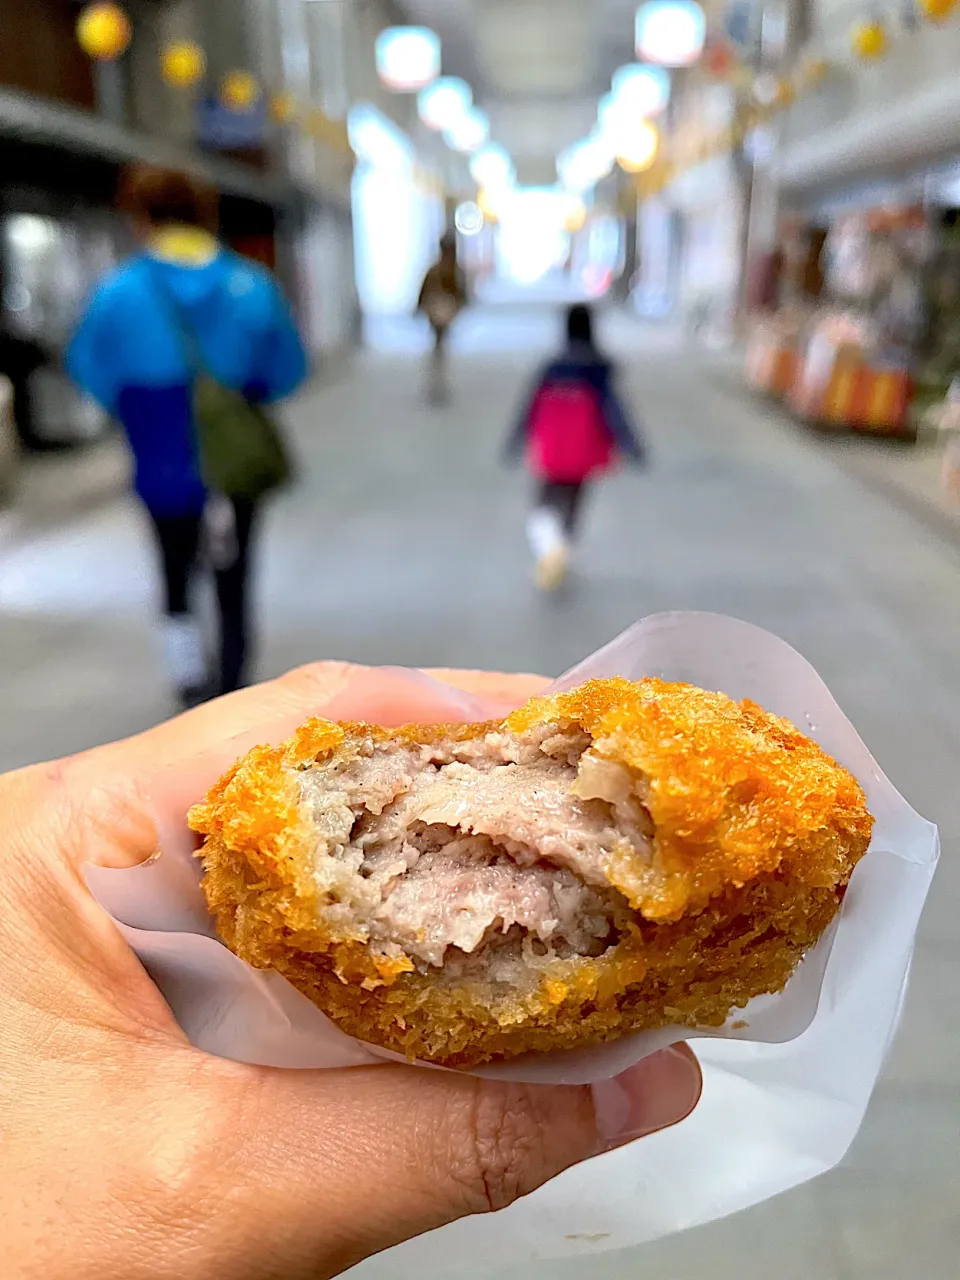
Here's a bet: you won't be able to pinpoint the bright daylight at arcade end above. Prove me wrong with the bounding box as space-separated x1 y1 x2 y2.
1 1 958 1279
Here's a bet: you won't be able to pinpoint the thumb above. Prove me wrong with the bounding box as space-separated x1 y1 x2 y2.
240 1047 702 1278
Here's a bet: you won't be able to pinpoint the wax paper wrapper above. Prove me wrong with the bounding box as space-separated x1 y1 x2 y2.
86 612 938 1275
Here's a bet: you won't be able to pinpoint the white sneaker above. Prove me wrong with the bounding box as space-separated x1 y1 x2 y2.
535 543 569 591
527 507 569 589
160 615 208 691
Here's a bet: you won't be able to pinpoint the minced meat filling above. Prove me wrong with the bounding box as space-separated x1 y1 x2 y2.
295 725 652 973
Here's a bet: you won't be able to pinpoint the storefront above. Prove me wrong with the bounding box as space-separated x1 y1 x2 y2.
666 82 746 336
746 198 936 437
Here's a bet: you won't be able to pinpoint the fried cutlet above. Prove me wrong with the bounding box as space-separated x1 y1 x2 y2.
188 677 874 1067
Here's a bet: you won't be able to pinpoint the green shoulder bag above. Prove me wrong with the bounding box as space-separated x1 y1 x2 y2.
192 374 293 500
152 260 295 500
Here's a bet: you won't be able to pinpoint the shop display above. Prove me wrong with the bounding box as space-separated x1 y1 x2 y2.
747 207 931 437
745 310 803 397
941 434 960 503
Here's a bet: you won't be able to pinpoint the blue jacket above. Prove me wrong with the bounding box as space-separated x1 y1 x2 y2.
66 249 308 516
506 342 646 466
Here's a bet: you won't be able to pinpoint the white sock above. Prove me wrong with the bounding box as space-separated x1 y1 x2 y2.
161 615 207 689
203 495 238 570
526 507 566 560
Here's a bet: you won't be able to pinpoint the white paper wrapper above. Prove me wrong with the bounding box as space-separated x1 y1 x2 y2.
85 612 938 1273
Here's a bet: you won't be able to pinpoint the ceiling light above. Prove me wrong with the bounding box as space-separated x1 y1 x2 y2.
454 201 485 236
418 76 472 130
470 144 514 189
611 63 670 116
348 104 413 168
557 135 615 193
443 108 489 154
375 26 440 92
635 1 705 68
616 120 659 172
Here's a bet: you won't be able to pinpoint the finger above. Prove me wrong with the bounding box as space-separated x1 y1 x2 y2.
63 664 547 870
424 669 549 708
209 1045 702 1278
88 663 544 780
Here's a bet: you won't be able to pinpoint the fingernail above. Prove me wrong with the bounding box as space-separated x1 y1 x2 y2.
592 1045 702 1150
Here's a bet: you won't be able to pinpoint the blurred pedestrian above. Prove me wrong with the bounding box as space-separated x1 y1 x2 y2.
66 164 307 708
0 328 46 450
417 235 466 405
506 304 646 590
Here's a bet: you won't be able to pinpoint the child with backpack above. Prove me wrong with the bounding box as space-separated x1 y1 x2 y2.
505 304 646 589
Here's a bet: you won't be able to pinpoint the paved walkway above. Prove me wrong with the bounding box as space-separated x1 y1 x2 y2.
0 311 957 1278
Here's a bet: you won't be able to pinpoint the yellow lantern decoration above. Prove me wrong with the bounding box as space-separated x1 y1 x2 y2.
307 109 331 141
221 70 260 113
918 0 958 20
800 55 829 85
563 198 587 234
76 3 132 61
161 41 206 90
851 20 889 59
775 78 796 109
269 92 296 124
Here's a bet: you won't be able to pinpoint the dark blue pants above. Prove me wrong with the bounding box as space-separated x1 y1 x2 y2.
148 497 257 694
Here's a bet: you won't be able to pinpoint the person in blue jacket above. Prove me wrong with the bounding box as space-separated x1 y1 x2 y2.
67 164 308 707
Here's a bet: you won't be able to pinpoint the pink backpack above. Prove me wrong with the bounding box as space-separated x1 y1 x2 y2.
527 380 613 482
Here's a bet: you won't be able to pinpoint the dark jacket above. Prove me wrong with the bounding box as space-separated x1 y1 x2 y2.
505 341 645 467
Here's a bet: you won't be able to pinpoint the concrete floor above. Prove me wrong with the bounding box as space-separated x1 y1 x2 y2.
1 310 957 1277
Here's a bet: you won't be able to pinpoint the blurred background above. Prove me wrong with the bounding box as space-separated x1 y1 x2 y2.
1 1 958 1277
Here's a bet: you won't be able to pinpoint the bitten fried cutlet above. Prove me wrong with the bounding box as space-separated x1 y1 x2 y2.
188 677 874 1068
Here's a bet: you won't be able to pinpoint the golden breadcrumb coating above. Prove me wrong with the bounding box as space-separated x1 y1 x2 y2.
189 678 873 1067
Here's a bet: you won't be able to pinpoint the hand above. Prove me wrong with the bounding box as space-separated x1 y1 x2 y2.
0 663 701 1280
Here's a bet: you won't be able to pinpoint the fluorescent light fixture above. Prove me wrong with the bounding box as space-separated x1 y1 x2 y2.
611 63 670 116
635 1 705 68
598 93 628 144
443 107 489 153
375 26 440 92
469 144 514 189
599 92 661 157
348 103 413 168
557 134 615 193
454 201 485 236
418 76 472 130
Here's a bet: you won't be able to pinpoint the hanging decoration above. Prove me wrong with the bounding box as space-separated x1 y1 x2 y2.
918 0 958 20
851 19 890 58
76 3 132 61
220 71 260 113
702 38 738 80
269 92 296 124
798 54 829 85
160 41 206 90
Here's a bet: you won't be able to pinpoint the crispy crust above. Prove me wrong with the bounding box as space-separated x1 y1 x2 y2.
189 678 873 1067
